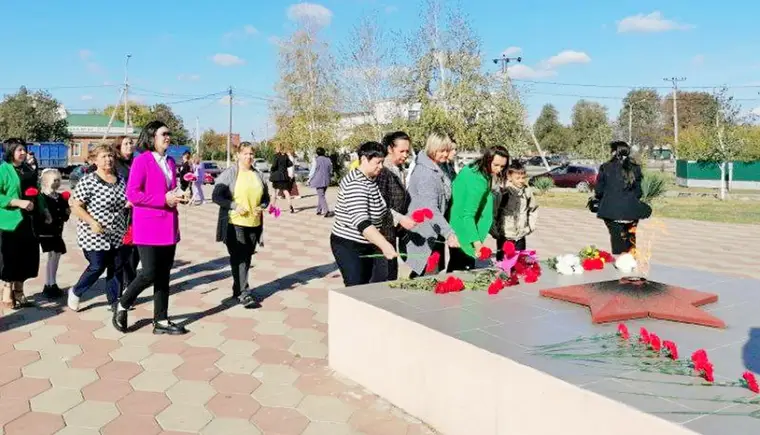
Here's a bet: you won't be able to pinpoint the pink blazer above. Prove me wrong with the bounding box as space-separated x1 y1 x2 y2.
127 151 180 246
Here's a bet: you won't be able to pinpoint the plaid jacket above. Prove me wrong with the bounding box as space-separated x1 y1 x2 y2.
375 164 409 242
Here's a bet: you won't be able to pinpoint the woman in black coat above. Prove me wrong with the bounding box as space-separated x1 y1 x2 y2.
269 146 295 213
594 141 649 255
111 136 139 299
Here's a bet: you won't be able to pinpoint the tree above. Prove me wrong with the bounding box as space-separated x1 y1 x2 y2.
199 129 227 160
533 104 571 153
272 19 340 152
100 103 190 144
571 100 613 160
476 77 529 156
617 89 662 154
0 87 71 141
661 91 719 144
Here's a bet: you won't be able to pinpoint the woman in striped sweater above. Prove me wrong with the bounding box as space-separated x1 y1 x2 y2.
330 141 397 287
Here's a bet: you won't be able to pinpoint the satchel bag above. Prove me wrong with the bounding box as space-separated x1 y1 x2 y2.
586 197 599 213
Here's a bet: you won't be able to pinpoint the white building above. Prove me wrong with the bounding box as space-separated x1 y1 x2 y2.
338 100 422 140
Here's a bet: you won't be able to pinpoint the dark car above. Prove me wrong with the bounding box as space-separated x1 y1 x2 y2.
200 161 222 178
530 164 598 192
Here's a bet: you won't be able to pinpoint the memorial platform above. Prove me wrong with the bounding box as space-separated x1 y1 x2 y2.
328 264 760 435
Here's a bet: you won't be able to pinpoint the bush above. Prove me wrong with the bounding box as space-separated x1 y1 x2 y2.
641 171 669 204
532 177 555 194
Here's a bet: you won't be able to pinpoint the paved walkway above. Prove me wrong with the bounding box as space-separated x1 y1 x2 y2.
0 185 758 434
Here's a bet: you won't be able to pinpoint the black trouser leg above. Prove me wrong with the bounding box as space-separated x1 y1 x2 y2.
495 237 527 261
330 235 374 287
605 220 638 255
225 224 259 296
120 245 176 321
370 235 399 283
446 247 476 272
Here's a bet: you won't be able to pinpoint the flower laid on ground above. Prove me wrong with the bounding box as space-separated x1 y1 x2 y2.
267 205 281 218
502 241 517 259
578 245 612 271
488 278 505 295
649 333 662 352
663 340 679 360
60 191 71 201
183 173 198 182
582 258 605 271
411 208 434 223
425 252 441 274
546 254 583 275
478 246 493 261
742 372 760 394
691 349 714 382
615 253 638 274
617 323 630 340
639 327 650 344
24 187 39 197
434 276 465 294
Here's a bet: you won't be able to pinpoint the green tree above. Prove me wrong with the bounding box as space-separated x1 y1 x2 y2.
272 21 340 152
661 91 719 144
476 77 529 155
533 104 570 153
571 100 613 160
199 129 227 160
100 103 189 144
618 88 662 154
0 87 71 141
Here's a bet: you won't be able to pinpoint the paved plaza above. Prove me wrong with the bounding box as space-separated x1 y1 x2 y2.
0 185 758 434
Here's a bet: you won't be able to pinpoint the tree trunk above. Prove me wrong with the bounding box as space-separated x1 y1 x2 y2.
719 161 726 201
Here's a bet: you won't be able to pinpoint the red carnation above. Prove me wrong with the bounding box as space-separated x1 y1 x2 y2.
487 278 505 295
24 187 39 197
502 241 516 259
514 261 526 274
639 327 650 344
691 349 708 365
425 252 441 274
411 208 433 223
617 323 630 340
662 340 678 360
530 262 542 276
649 333 662 352
122 225 133 245
434 276 465 294
581 258 604 271
478 246 493 261
599 251 614 264
60 191 71 201
742 371 760 394
524 270 539 284
699 362 715 382
506 272 519 286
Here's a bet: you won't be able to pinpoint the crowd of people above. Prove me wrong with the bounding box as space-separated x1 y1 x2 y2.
0 120 649 331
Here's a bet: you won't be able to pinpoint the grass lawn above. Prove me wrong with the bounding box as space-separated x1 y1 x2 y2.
535 191 760 225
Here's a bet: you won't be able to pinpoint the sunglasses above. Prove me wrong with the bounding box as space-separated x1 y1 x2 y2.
159 131 172 137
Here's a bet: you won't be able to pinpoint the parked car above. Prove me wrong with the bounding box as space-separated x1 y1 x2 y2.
203 172 215 185
200 161 222 179
530 164 598 192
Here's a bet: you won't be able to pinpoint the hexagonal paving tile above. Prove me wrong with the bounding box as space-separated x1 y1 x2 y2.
149 339 189 355
285 327 325 343
21 359 68 379
0 377 51 399
184 333 226 348
0 350 40 368
294 374 352 397
129 370 179 393
38 343 83 360
54 426 101 435
68 352 113 370
252 406 310 435
252 322 291 336
214 354 260 375
82 379 133 402
29 387 84 414
109 345 152 362
254 334 294 350
140 353 184 372
251 383 304 408
301 421 356 435
252 364 300 385
102 414 162 435
14 336 55 352
205 393 261 419
298 395 356 423
209 373 261 395
29 324 68 339
63 400 119 429
119 333 160 347
0 367 21 387
252 348 295 365
3 411 65 435
0 396 30 427
200 418 263 435
218 339 260 356
49 368 99 389
156 403 213 433
96 361 143 381
116 391 171 416
173 360 221 381
289 341 327 359
165 380 216 406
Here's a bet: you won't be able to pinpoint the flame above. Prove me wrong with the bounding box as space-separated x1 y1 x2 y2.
630 219 667 277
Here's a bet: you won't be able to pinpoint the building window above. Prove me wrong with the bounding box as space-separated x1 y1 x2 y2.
408 109 421 122
72 143 82 157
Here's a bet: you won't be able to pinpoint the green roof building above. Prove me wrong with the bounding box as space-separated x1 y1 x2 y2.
66 114 141 138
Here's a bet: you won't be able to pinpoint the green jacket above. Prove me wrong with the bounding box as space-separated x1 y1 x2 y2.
0 162 45 232
449 164 494 257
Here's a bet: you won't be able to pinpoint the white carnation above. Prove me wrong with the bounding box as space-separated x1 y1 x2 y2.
615 253 637 273
554 254 583 275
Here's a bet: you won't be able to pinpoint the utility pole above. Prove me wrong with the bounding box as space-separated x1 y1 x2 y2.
124 54 132 135
492 54 522 75
628 104 633 145
195 117 200 155
664 77 686 146
226 86 233 168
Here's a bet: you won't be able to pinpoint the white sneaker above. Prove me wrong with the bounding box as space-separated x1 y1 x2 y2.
67 290 80 312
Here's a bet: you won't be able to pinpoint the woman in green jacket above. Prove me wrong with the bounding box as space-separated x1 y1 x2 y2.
0 138 44 309
447 145 510 272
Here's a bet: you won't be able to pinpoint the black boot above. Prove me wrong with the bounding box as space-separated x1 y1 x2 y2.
112 308 128 333
153 320 188 335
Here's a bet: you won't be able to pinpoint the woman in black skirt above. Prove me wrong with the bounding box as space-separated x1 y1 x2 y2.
37 169 70 299
270 146 295 213
0 138 43 309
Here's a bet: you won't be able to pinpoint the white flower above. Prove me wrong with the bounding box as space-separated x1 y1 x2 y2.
554 254 583 275
615 253 637 273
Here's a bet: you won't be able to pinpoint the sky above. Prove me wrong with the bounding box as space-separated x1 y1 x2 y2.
1 0 759 143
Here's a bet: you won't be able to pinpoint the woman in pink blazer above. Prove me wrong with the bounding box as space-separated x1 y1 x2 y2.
113 120 188 335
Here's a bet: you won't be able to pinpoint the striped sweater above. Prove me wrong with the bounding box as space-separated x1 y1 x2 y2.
331 169 388 244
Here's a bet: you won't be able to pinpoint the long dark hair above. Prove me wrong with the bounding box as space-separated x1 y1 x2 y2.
609 141 637 188
136 120 169 152
2 138 27 164
474 145 510 185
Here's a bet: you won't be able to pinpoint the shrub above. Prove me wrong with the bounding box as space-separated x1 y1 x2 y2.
532 177 555 194
641 171 669 204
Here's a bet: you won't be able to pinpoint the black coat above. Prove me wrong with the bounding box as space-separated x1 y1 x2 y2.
270 153 292 183
594 160 647 221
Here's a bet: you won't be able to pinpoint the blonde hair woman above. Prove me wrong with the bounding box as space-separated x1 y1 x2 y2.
38 169 70 299
402 132 460 277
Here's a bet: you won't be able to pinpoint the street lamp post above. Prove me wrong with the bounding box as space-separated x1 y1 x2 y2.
493 55 522 75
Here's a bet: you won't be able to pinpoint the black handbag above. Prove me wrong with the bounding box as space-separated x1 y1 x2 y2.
638 202 653 219
586 197 599 213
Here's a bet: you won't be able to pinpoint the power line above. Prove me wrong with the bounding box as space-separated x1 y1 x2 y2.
512 78 760 90
0 84 118 91
525 90 760 103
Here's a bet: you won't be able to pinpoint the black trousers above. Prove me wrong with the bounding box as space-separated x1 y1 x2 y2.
408 240 446 279
71 249 123 304
331 234 376 287
604 220 638 255
495 237 526 261
371 233 400 283
225 224 262 296
447 247 476 272
118 245 140 294
120 245 176 321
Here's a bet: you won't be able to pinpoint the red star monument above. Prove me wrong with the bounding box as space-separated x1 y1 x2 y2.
540 280 726 328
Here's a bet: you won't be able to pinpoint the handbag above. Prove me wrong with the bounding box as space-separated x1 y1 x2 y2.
638 202 653 220
586 197 599 213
